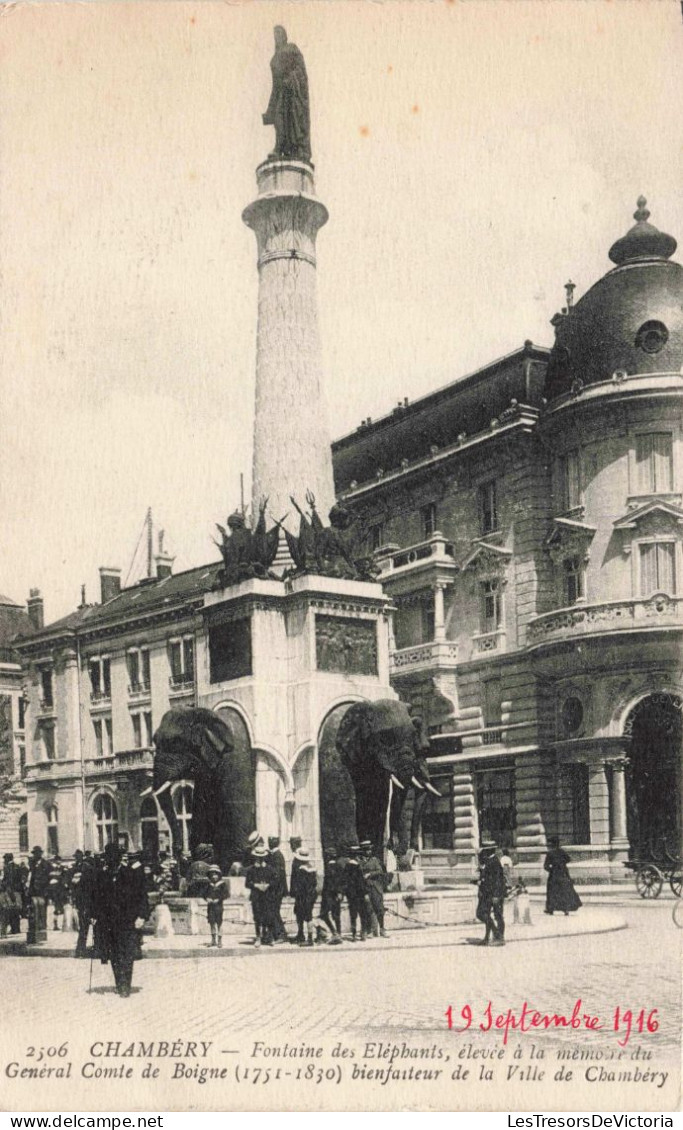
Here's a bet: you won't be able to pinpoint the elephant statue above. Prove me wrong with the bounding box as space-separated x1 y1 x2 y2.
146 707 255 873
319 698 440 860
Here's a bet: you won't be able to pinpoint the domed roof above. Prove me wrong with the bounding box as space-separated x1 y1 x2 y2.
544 199 683 401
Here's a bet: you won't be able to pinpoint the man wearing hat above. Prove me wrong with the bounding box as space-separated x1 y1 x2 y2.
92 843 149 996
205 864 228 948
26 846 50 944
290 847 317 946
476 841 507 946
1 853 25 936
267 836 288 943
360 840 389 938
245 845 277 947
344 845 369 942
69 848 96 957
244 830 264 870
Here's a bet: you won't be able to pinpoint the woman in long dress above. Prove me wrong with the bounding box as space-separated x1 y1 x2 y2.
544 837 582 915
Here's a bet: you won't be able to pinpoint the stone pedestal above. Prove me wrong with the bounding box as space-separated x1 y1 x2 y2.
200 574 394 869
243 160 335 543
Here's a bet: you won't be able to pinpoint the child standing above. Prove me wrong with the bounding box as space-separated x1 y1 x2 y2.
291 848 318 946
205 864 227 948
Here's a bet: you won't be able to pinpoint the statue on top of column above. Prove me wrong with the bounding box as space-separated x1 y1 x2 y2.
262 26 312 164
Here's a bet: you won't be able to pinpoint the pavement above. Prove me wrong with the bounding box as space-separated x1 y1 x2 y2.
1 901 679 1112
0 903 629 959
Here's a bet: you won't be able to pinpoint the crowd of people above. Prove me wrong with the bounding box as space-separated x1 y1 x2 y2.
2 833 582 991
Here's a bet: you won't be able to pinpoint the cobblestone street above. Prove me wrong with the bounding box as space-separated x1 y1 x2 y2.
1 901 680 1112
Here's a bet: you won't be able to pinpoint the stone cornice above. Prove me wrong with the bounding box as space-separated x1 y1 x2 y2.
337 409 540 503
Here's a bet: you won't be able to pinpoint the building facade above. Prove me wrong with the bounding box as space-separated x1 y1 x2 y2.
0 593 33 856
11 201 683 883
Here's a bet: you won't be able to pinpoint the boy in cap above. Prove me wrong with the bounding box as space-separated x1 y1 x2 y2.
290 848 317 946
205 864 227 948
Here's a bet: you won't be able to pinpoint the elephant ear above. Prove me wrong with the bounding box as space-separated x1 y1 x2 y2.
336 701 372 768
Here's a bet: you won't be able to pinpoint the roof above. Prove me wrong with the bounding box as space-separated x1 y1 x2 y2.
16 559 223 647
545 202 682 400
331 343 549 493
0 599 32 659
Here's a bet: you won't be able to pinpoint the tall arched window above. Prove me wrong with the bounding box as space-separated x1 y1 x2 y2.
18 813 28 854
93 793 119 852
172 784 193 854
46 805 59 856
140 795 160 857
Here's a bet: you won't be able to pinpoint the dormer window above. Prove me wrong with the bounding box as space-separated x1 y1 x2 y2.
635 433 673 494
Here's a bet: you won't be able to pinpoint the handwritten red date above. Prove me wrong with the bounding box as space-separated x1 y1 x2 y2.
445 1001 659 1047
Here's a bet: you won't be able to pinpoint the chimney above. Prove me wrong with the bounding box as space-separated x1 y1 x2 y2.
99 567 122 604
155 553 174 580
27 589 44 631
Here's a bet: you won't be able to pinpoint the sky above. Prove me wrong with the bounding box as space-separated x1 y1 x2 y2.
0 0 681 620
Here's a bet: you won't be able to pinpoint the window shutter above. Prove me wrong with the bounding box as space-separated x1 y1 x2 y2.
653 433 673 492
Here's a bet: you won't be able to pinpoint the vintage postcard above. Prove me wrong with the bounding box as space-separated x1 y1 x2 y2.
0 0 681 1115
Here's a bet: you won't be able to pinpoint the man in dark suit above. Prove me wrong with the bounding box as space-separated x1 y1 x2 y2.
71 850 97 958
477 841 507 946
92 843 149 996
1 853 25 935
267 836 288 943
26 846 50 944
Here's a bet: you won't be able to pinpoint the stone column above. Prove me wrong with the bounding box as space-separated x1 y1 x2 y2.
515 752 548 874
452 765 478 877
608 758 629 850
433 582 447 642
588 761 610 845
243 161 335 549
63 648 85 850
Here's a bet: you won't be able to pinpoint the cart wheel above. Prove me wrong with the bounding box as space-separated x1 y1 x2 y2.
635 864 663 899
670 871 682 899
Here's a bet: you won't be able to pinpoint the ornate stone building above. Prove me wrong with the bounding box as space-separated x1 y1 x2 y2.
11 200 683 883
332 199 682 882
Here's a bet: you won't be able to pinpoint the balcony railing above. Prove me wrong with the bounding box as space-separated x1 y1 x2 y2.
472 628 506 653
390 640 458 675
128 682 151 699
38 699 55 715
90 689 111 705
527 593 683 646
169 673 195 692
377 533 456 578
86 748 154 774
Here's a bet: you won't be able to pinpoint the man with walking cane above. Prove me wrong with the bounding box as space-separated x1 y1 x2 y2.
91 843 148 996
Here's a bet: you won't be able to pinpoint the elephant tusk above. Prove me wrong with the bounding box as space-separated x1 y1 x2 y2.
153 781 171 797
390 774 405 790
411 776 425 790
424 782 442 796
139 786 153 798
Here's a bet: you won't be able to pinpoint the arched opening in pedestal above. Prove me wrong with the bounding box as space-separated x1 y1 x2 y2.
624 692 682 858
